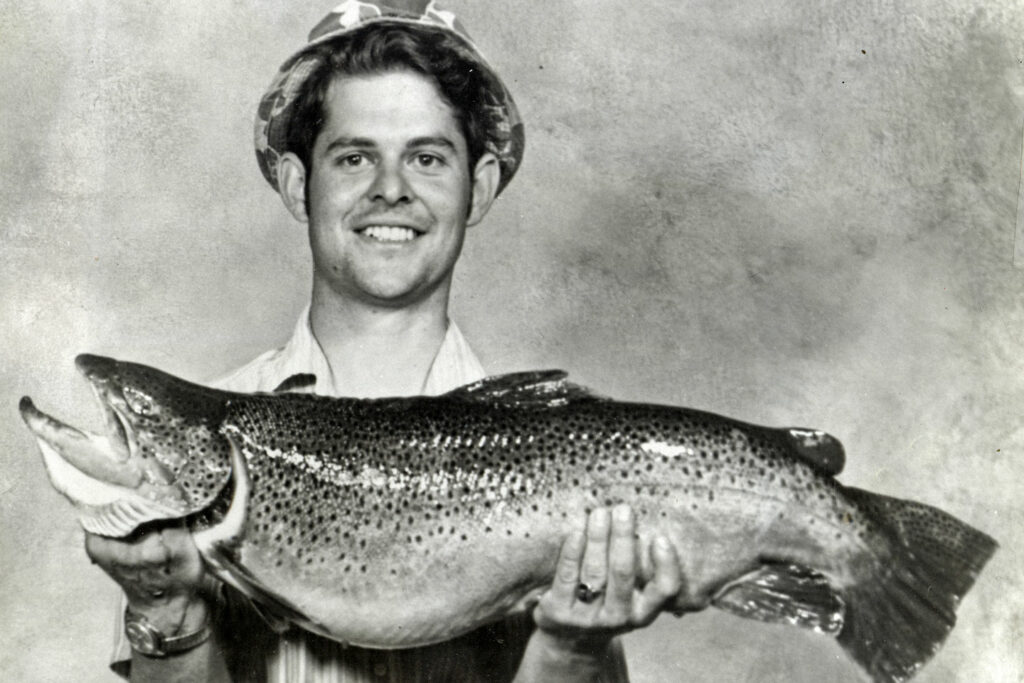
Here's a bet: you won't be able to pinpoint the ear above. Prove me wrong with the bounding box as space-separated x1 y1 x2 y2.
466 153 500 227
278 152 309 224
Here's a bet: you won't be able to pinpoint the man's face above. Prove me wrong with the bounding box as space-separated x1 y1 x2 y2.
302 70 479 308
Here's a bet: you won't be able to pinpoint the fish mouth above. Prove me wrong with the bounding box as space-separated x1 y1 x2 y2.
19 355 189 537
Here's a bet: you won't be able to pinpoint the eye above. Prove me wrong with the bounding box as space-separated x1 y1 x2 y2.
123 386 155 416
412 153 445 169
337 153 368 168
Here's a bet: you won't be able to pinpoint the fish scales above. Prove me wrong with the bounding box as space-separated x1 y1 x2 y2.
223 392 876 647
20 355 998 683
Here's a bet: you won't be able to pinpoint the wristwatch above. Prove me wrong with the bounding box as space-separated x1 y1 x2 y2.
124 607 212 657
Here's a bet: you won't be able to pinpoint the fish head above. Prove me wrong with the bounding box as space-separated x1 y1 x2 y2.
19 354 233 538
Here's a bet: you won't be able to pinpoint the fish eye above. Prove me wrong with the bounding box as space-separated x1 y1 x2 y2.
123 386 155 416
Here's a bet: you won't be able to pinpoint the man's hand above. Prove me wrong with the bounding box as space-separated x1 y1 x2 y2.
514 505 682 682
85 524 213 635
533 505 682 645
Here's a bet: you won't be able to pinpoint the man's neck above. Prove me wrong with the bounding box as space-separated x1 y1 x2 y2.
309 286 450 398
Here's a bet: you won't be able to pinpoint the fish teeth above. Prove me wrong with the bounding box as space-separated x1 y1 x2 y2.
361 226 417 242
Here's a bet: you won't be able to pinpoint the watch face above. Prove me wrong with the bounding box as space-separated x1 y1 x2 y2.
125 619 161 656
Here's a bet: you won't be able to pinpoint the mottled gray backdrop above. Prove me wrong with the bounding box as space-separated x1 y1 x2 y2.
2 1 1022 681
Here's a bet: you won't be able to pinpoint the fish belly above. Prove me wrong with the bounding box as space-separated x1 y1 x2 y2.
233 461 870 648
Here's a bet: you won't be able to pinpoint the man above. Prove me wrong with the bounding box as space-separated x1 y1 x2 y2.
85 3 683 680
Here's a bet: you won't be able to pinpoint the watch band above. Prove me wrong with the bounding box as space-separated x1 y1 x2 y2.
124 606 212 658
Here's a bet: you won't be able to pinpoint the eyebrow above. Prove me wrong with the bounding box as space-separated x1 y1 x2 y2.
322 135 458 154
406 136 457 152
323 137 377 153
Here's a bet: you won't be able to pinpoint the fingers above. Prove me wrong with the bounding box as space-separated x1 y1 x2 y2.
631 536 682 626
534 504 683 641
84 523 206 608
605 505 637 616
549 529 587 606
578 507 610 600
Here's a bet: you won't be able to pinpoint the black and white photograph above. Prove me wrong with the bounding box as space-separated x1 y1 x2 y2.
1 1 1021 681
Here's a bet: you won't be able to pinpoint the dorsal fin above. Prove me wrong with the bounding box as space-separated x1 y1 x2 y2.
444 370 603 408
272 373 317 394
782 428 845 476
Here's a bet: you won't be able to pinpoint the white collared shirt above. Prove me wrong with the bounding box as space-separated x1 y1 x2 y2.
213 305 486 397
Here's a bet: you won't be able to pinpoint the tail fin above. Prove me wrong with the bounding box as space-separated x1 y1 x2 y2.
838 487 998 682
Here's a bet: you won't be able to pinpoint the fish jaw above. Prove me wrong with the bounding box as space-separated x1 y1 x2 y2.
19 353 234 538
19 396 190 537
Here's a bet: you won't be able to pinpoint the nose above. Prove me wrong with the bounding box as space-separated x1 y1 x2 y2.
367 161 413 205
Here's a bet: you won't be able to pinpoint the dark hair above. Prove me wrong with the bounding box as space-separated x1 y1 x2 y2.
285 24 499 179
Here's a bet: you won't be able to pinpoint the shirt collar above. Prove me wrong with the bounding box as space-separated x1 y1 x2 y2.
267 304 486 397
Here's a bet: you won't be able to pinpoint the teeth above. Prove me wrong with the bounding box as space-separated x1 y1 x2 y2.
361 226 417 242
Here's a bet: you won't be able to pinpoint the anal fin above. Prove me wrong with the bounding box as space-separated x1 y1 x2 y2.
711 563 845 635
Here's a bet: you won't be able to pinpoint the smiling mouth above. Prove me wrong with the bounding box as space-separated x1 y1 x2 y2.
357 225 422 243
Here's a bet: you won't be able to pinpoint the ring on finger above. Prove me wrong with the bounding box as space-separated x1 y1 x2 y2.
575 582 604 604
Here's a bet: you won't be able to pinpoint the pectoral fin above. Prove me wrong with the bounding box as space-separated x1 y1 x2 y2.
193 430 327 637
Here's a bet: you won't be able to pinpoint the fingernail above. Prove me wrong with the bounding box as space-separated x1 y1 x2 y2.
613 505 631 522
654 536 671 551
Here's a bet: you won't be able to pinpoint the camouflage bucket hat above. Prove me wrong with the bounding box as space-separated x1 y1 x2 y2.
255 0 524 196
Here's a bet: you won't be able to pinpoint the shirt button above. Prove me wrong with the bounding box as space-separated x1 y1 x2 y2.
373 662 388 677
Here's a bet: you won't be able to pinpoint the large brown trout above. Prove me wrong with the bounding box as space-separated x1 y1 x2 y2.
20 354 996 682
